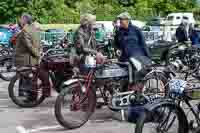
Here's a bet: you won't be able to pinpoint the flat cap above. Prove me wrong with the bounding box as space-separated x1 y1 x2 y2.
117 12 131 20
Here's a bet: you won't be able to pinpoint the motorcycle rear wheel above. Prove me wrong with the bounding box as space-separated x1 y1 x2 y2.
8 73 46 108
144 71 169 96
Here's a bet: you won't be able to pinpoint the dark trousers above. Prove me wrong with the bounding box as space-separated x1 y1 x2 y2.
19 78 32 96
39 63 50 97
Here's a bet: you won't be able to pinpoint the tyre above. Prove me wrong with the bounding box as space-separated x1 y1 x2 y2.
135 102 188 133
55 80 96 129
8 73 46 108
194 126 200 133
0 57 16 81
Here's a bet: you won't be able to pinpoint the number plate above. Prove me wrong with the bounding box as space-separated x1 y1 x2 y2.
169 79 187 94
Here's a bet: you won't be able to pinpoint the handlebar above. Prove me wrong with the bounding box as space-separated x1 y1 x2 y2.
41 47 69 59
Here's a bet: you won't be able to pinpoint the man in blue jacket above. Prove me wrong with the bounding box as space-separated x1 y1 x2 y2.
114 12 152 90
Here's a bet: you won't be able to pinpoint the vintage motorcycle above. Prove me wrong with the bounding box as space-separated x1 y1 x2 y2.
8 48 73 108
54 55 174 129
165 42 200 71
135 69 200 133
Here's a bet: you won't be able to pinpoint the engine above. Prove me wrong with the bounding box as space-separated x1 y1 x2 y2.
170 59 184 71
95 64 128 79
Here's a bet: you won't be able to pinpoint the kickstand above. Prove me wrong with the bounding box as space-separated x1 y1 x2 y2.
121 109 125 121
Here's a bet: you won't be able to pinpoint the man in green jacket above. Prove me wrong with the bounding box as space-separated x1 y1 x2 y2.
15 13 41 101
15 14 40 67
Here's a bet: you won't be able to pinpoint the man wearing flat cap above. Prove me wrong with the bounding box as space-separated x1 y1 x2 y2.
114 12 151 90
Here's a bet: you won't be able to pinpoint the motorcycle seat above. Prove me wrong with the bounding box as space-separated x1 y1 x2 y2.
116 62 129 67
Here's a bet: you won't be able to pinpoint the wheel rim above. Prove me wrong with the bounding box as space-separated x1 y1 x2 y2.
11 73 44 105
58 82 94 128
143 76 166 97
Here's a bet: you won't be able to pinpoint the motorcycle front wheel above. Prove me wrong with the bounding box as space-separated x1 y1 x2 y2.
54 80 96 129
135 102 188 133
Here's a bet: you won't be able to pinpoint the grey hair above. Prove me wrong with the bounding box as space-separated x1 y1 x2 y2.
22 13 33 25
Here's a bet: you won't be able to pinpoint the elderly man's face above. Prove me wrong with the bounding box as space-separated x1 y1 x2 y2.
120 19 129 29
19 16 26 28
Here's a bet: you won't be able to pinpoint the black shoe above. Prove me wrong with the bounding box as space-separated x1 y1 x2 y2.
19 88 28 97
23 95 37 103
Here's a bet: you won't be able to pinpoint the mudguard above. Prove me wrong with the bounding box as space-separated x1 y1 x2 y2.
59 78 85 95
143 99 176 111
144 68 175 80
143 99 189 132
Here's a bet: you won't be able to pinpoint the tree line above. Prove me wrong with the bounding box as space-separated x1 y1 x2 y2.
0 0 199 24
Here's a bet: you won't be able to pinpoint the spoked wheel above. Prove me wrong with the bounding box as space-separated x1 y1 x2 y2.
55 80 96 129
8 72 46 108
143 72 169 96
0 58 16 81
135 103 188 133
1 48 10 56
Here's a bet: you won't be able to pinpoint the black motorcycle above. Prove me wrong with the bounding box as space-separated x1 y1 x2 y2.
54 54 174 129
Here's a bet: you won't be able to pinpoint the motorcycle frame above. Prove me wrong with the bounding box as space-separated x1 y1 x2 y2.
30 57 72 95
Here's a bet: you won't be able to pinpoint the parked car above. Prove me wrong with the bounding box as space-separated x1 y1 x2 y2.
0 26 14 48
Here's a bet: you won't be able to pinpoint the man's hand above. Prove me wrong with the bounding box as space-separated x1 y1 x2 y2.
96 52 105 64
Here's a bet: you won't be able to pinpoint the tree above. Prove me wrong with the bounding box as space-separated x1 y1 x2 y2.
0 0 29 23
0 0 198 24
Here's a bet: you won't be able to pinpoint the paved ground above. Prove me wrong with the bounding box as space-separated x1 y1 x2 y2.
0 80 136 133
0 78 198 133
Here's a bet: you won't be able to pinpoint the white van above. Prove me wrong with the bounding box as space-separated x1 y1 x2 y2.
165 13 196 26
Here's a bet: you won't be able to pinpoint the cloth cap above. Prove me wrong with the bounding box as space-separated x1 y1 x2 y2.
117 12 131 20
